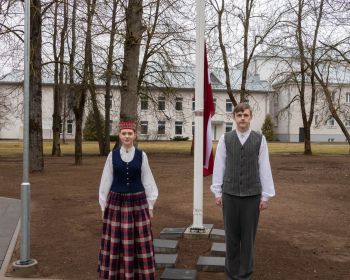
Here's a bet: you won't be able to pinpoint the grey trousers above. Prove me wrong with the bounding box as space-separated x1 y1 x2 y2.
223 193 260 280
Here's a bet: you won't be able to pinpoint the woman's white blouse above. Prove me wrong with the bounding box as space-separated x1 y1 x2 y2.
98 146 158 211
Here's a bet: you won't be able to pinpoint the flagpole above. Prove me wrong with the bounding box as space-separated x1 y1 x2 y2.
191 0 205 231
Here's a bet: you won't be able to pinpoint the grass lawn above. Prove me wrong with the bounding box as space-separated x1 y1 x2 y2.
0 140 349 157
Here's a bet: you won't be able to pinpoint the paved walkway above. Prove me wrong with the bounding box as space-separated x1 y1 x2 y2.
0 197 20 278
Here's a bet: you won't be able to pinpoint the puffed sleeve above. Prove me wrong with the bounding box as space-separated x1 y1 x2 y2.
99 152 113 211
141 152 158 209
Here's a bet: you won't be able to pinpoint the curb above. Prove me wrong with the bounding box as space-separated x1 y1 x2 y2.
0 219 20 278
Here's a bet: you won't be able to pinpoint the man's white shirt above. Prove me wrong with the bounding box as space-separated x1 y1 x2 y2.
210 129 275 201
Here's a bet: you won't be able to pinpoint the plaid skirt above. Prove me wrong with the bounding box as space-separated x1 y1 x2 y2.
98 191 155 280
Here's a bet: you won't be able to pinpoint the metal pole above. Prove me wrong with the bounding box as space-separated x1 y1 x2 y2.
191 0 205 231
20 0 31 264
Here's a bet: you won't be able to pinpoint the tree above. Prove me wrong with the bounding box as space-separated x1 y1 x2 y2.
51 0 68 156
119 0 146 123
83 110 105 141
29 0 44 171
261 114 274 141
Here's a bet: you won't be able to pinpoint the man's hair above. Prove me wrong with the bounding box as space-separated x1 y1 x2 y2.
233 103 252 116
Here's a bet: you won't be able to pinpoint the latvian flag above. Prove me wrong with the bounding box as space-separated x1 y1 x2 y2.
203 45 215 177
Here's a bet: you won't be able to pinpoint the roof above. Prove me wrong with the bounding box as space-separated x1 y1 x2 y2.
0 65 273 93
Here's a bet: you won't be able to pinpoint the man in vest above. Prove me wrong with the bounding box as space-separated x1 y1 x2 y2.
211 103 275 280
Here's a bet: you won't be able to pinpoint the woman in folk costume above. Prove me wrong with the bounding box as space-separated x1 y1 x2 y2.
98 120 158 280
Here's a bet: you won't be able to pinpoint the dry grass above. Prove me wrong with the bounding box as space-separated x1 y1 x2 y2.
0 140 348 157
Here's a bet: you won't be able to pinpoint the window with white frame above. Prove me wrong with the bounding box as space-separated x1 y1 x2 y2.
158 121 165 134
109 120 113 134
67 120 73 134
192 122 195 135
326 116 335 126
213 98 217 111
192 97 195 111
175 97 183 111
331 91 337 102
158 96 165 111
141 97 148 110
225 122 233 132
226 99 233 113
175 121 183 135
61 120 73 134
140 121 148 134
346 92 350 103
345 119 350 127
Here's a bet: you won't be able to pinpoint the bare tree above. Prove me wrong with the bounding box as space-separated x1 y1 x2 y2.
29 0 44 171
119 0 146 122
51 0 68 156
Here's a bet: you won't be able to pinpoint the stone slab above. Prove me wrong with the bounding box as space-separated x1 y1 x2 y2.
155 254 178 269
196 256 225 272
0 197 20 272
211 242 226 257
210 228 225 241
160 268 197 280
159 228 186 239
183 224 213 239
154 239 178 254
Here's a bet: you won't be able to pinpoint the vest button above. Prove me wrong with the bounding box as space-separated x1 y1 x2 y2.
127 183 130 186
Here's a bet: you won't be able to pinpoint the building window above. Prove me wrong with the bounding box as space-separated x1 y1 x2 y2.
175 121 183 135
67 120 73 134
345 119 350 127
213 98 217 111
326 116 335 126
109 120 113 134
158 121 165 134
226 99 233 113
331 91 337 102
61 120 73 134
158 96 165 111
225 122 233 132
141 97 148 110
192 122 195 135
346 92 350 103
314 115 319 126
192 97 195 111
140 121 148 135
175 97 183 111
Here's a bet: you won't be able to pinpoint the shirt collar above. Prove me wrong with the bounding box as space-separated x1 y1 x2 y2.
120 146 135 154
236 128 251 139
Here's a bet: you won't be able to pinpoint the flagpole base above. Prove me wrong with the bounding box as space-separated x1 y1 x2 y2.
12 259 38 277
184 224 213 239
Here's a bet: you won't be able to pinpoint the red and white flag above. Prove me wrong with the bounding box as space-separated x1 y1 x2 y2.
203 45 215 177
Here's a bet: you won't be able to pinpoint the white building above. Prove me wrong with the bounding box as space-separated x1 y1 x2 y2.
0 67 273 141
242 54 350 142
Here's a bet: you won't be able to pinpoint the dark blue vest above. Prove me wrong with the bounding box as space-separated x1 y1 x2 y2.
110 148 145 193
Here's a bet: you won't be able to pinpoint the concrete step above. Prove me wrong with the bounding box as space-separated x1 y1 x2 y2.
155 254 178 269
209 228 225 241
183 224 213 239
160 268 197 280
154 239 178 254
211 242 226 257
196 256 225 272
159 227 186 239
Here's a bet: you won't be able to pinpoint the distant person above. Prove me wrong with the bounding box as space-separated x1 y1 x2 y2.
211 103 275 280
98 120 158 280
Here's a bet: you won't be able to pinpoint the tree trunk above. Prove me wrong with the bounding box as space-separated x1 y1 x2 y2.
120 0 145 122
104 0 119 155
217 0 237 106
29 0 44 172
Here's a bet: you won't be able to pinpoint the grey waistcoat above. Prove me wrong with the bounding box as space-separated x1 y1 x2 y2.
223 130 263 197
